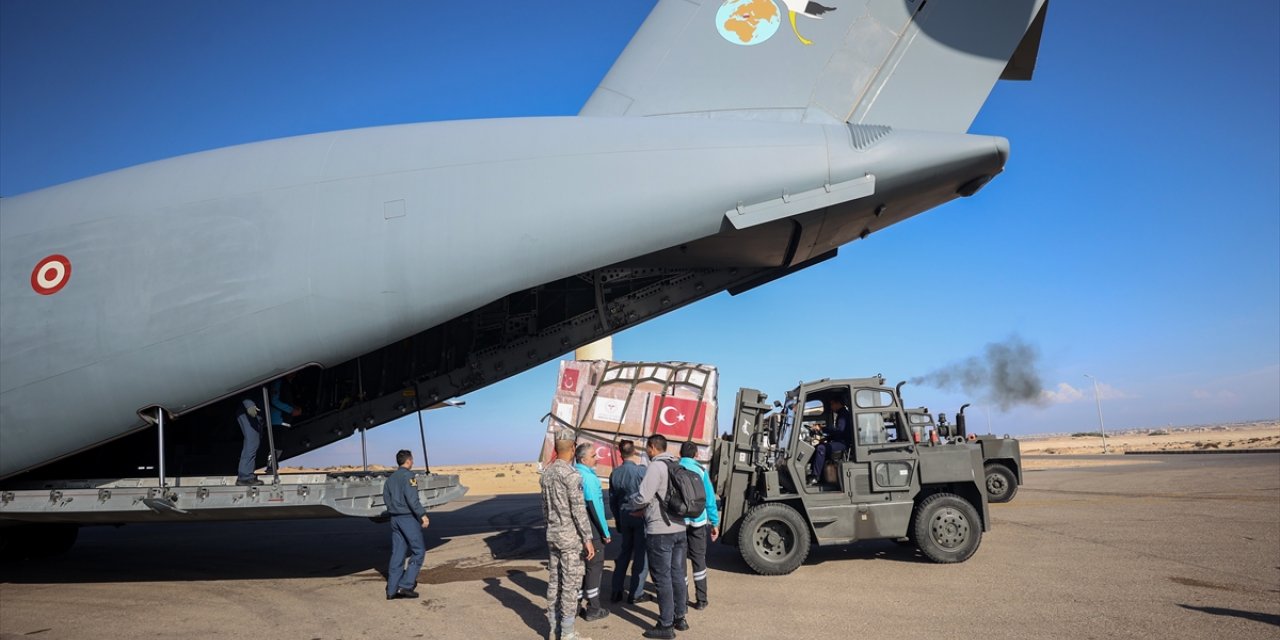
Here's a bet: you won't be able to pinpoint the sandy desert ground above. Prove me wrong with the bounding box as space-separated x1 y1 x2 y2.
1018 422 1279 469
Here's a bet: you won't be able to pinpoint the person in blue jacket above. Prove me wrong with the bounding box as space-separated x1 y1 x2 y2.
679 440 719 610
574 443 612 622
269 373 301 428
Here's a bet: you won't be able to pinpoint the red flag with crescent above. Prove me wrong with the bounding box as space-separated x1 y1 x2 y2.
650 395 708 441
560 368 580 392
594 443 622 468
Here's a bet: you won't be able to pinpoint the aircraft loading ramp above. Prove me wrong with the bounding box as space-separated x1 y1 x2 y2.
0 471 465 525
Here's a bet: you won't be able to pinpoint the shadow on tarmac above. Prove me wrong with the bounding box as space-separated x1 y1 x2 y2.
1178 604 1280 628
0 517 416 584
705 536 930 575
483 571 549 636
0 494 537 584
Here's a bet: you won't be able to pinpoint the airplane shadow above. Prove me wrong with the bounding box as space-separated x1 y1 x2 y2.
1178 604 1280 628
0 495 535 584
0 517 418 584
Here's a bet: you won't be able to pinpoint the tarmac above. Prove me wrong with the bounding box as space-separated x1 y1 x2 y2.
1 452 1277 640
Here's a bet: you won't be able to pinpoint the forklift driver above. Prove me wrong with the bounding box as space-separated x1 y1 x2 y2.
808 398 852 486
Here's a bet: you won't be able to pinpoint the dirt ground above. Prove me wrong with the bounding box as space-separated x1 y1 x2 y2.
4 453 1278 640
1018 423 1279 454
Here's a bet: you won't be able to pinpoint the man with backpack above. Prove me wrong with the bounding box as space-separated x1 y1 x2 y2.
678 440 719 611
625 434 706 639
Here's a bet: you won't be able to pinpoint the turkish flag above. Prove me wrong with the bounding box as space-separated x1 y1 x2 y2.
560 368 580 392
592 442 622 468
650 395 709 442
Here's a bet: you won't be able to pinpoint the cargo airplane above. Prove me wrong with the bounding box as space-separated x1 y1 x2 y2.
0 0 1048 553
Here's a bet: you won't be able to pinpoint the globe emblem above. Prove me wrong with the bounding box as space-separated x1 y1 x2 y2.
716 0 781 46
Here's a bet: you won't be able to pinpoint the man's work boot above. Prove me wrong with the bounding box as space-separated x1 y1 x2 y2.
560 617 591 640
236 477 264 486
689 600 708 610
642 626 676 639
673 617 690 631
611 590 624 603
582 607 610 622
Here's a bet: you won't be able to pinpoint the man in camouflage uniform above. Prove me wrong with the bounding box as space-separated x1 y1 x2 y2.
541 437 597 640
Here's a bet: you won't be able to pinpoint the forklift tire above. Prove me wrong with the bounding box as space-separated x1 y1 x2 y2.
912 493 981 564
984 463 1018 503
738 503 810 575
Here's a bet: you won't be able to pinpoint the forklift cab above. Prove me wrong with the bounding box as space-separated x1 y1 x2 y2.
777 377 917 543
786 378 915 494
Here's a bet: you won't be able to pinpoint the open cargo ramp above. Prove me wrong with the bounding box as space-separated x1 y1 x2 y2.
0 471 466 525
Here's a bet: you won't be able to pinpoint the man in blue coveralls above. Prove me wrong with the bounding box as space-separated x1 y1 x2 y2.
679 440 719 610
234 397 265 486
383 449 430 600
574 443 612 621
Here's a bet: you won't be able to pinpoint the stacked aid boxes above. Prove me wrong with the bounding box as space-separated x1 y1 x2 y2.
537 360 719 475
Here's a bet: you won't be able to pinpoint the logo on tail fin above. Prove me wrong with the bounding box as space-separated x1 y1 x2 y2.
716 0 782 46
781 0 836 45
716 0 835 47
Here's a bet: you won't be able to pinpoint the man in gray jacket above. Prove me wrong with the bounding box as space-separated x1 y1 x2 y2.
624 435 689 639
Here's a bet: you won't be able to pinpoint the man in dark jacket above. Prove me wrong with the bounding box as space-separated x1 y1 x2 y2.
608 440 651 604
383 449 430 600
810 398 852 485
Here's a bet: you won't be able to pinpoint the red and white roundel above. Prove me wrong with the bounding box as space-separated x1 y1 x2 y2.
30 254 72 295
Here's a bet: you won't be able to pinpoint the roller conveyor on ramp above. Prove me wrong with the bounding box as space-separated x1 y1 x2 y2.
0 471 467 524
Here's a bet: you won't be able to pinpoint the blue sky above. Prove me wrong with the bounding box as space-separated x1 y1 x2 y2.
2 1 1276 467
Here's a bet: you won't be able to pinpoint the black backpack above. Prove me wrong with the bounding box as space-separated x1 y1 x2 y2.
662 460 707 521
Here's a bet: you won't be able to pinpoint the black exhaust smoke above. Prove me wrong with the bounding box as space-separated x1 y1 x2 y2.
910 335 1046 411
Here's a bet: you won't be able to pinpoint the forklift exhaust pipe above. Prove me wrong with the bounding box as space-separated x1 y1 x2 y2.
895 381 907 405
957 404 970 439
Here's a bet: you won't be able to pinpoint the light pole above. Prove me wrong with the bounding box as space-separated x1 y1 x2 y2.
1083 374 1108 454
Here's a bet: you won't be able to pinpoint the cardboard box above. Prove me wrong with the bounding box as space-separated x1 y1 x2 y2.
538 360 720 470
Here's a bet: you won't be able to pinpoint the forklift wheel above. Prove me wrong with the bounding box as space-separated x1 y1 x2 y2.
738 503 811 575
912 493 981 563
984 463 1018 503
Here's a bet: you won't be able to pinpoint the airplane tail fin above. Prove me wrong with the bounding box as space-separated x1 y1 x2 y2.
581 0 1048 133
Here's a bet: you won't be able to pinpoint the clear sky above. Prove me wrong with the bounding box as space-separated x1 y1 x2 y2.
2 1 1277 467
